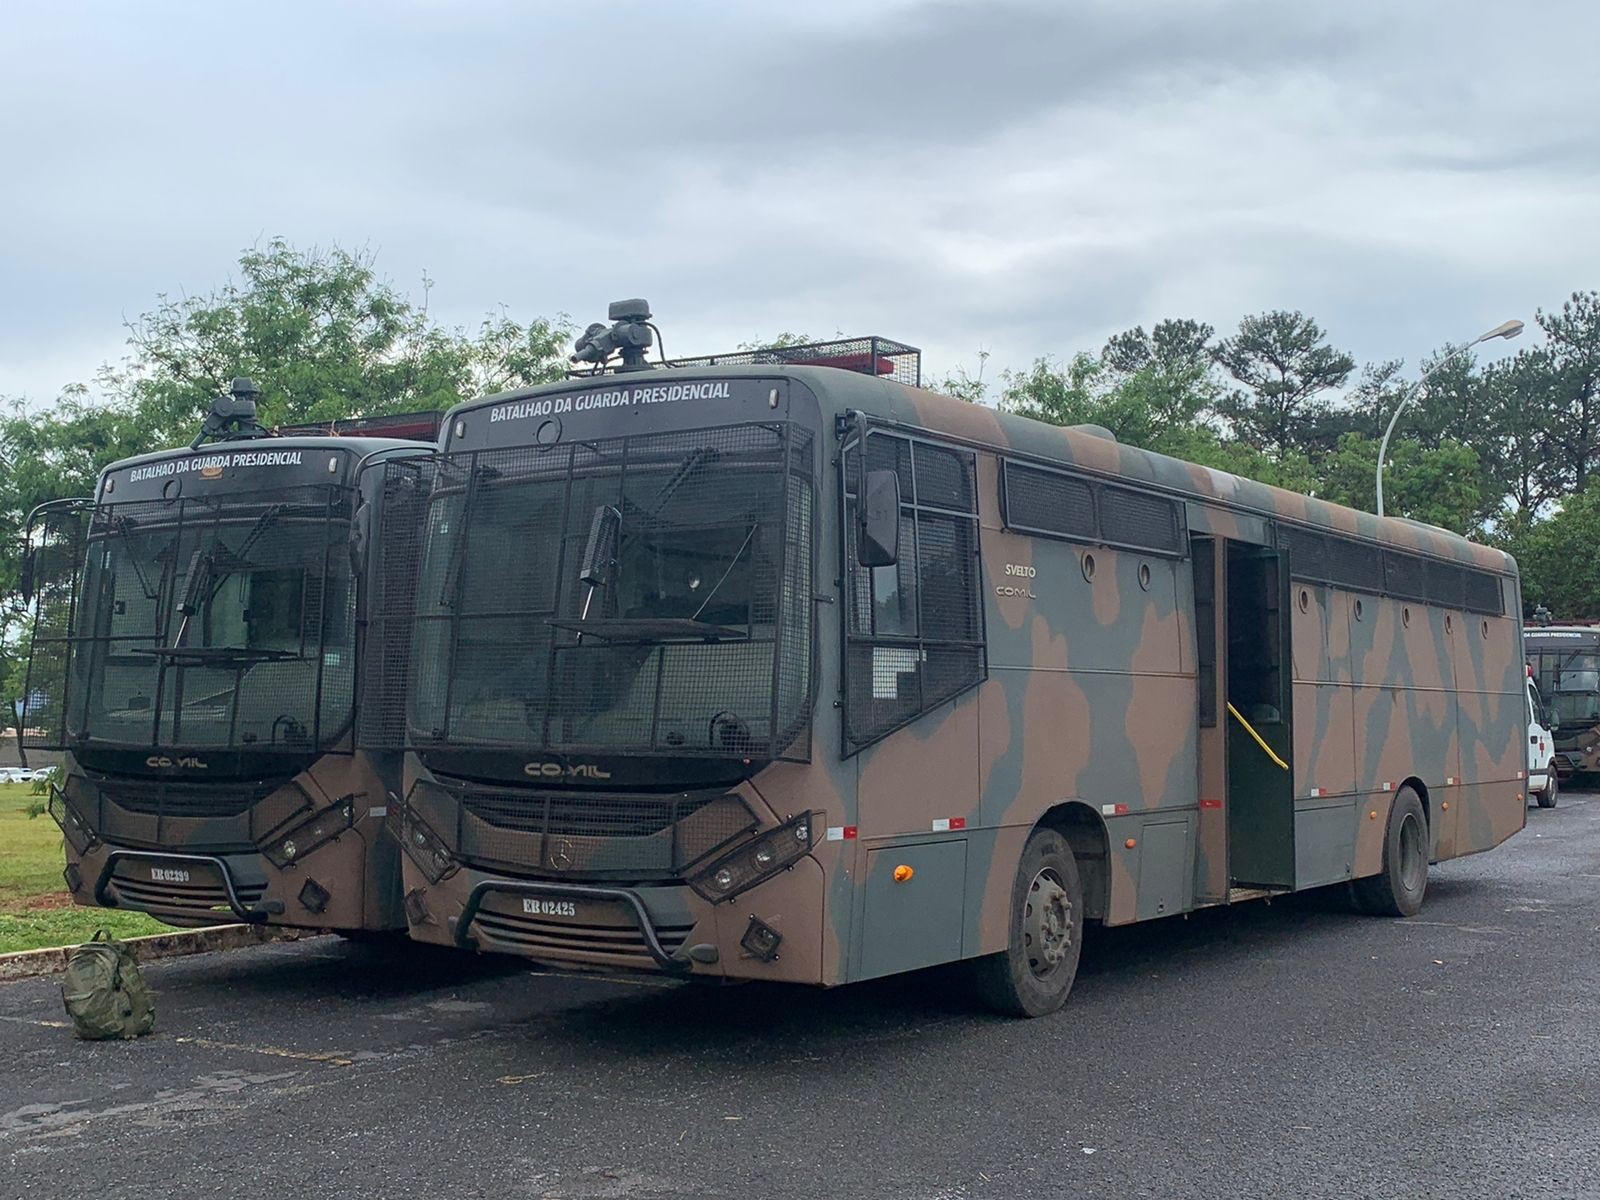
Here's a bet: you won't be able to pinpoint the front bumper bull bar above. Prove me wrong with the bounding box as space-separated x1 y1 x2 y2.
454 879 690 973
94 849 287 923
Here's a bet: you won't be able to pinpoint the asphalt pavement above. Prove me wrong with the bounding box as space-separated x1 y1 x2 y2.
3 795 1598 1200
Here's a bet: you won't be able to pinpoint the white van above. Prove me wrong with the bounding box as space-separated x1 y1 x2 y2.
1528 674 1557 808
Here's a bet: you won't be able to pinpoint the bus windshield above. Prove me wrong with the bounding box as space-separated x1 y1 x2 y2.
400 423 813 758
68 487 356 750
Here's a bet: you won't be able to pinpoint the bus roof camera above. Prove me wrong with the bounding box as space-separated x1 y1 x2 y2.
570 299 658 373
608 298 651 322
190 374 268 448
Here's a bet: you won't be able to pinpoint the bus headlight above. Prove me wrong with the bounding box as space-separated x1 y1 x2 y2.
261 799 358 868
689 812 817 902
395 806 457 884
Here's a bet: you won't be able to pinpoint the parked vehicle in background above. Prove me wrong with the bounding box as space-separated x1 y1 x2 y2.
17 384 441 933
1527 673 1557 807
1524 622 1600 784
0 767 34 784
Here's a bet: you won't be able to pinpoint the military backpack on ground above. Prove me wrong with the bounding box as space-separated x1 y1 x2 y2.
60 931 155 1040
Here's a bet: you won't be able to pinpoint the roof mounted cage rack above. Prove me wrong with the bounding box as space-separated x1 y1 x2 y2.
669 336 921 387
272 411 445 441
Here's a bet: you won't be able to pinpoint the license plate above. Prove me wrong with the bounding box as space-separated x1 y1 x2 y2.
521 898 577 918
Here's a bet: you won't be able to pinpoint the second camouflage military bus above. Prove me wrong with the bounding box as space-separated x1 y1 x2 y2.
364 324 1526 1016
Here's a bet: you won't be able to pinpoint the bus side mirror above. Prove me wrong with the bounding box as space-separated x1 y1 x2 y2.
858 469 900 568
18 548 35 606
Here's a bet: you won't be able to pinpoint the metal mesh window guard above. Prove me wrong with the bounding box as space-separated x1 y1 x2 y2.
54 768 315 853
363 423 814 761
844 431 986 750
1277 525 1504 616
22 485 357 752
396 774 760 881
1000 460 1184 556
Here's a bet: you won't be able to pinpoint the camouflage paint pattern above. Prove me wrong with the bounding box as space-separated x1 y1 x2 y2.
397 364 1526 986
58 747 406 931
30 435 428 935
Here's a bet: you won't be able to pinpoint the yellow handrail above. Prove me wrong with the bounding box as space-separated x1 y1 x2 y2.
1226 702 1290 772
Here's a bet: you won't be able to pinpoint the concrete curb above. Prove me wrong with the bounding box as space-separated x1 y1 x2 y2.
0 924 319 984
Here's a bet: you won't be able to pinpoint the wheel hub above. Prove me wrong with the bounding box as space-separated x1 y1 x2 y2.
1399 812 1425 892
1023 869 1073 977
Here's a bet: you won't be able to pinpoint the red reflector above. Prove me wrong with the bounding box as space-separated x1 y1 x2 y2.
1113 803 1129 816
1199 799 1223 809
949 817 967 830
843 826 858 840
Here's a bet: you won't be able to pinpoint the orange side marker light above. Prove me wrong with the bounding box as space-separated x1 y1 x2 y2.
1124 838 1138 849
892 864 914 883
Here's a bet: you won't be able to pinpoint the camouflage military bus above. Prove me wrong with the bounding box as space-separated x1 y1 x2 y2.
1524 623 1600 782
367 315 1527 1016
20 388 437 934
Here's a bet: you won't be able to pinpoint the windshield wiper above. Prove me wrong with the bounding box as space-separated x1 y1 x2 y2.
109 515 162 601
132 645 299 666
646 447 721 519
547 616 747 642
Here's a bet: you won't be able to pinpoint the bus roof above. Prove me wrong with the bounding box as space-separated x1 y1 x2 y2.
446 362 1515 577
101 434 422 477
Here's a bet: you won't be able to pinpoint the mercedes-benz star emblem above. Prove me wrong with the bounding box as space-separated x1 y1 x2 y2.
548 838 574 870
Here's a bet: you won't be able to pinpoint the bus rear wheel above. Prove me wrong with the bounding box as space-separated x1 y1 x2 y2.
1351 787 1428 917
970 828 1083 1018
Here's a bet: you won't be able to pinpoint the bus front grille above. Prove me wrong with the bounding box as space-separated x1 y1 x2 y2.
98 777 267 819
107 870 267 925
470 908 695 965
408 777 760 880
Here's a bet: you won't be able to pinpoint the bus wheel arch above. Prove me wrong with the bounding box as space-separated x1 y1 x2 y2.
1036 801 1110 923
1352 784 1429 917
970 825 1085 1017
1401 776 1431 836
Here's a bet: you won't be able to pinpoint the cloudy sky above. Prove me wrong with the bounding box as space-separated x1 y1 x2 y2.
3 0 1596 403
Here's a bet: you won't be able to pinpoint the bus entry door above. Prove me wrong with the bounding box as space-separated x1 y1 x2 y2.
1223 541 1295 889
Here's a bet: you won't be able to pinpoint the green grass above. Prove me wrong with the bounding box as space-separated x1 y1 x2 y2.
0 781 174 953
0 908 176 955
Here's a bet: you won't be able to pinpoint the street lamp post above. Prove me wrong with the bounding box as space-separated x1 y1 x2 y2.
1375 319 1524 518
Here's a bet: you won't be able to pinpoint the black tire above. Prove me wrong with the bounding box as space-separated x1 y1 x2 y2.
1351 787 1429 917
1536 771 1559 809
970 828 1084 1018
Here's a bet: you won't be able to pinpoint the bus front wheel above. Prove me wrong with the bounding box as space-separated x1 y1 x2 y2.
1536 772 1559 809
970 828 1084 1018
1351 787 1428 917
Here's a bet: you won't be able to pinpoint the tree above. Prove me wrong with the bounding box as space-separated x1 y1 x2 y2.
997 345 1318 492
1213 310 1356 459
930 348 991 404
999 352 1106 428
1536 290 1600 495
1498 483 1600 619
1478 348 1565 519
1099 318 1220 438
104 239 569 439
1319 433 1484 533
0 239 571 753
